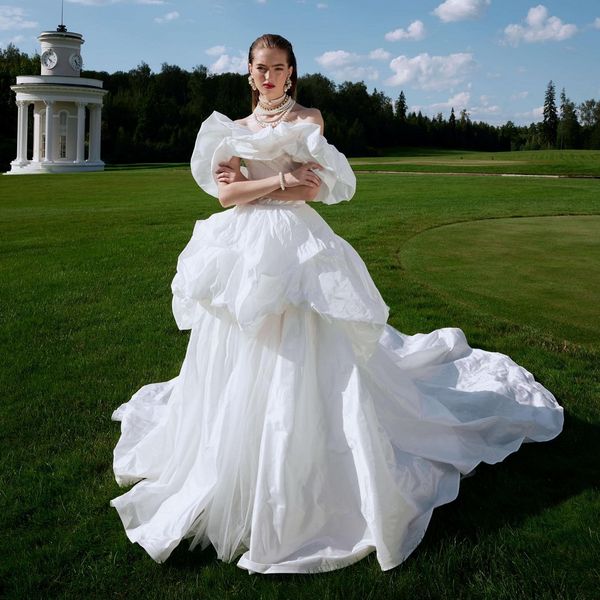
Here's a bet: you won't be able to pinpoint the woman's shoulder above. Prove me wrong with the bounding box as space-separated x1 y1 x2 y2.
289 104 324 133
233 115 252 128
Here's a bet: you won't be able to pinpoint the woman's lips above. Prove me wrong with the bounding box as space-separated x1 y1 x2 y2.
263 83 274 88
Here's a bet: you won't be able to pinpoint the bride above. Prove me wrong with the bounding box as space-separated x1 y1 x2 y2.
109 34 563 574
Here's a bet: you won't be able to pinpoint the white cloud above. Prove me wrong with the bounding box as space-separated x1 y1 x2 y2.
385 20 425 42
369 48 391 60
154 11 179 23
315 50 379 81
429 91 471 112
516 106 544 121
0 33 25 46
472 95 500 114
385 52 475 91
206 45 226 56
0 6 38 30
316 50 358 69
136 0 166 4
209 53 247 75
593 17 600 29
316 3 328 8
414 92 501 120
504 5 577 45
433 0 491 23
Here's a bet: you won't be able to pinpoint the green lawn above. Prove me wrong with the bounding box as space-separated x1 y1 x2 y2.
401 215 600 347
350 149 600 176
1 166 599 599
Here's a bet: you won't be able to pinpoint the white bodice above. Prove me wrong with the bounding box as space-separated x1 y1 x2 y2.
190 111 356 206
244 156 306 207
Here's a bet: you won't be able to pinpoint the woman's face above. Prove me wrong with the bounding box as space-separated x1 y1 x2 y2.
249 47 293 99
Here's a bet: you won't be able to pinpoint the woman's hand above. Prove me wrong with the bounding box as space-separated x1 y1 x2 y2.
284 162 323 188
215 160 247 185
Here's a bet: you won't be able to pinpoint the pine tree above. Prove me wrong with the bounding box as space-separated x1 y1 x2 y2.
543 80 558 148
557 88 580 149
449 107 456 128
395 91 407 121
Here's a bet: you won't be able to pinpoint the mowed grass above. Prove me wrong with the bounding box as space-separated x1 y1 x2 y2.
350 149 600 176
401 215 600 347
1 167 599 599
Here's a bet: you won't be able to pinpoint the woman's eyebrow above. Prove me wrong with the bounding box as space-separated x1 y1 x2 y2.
255 63 286 67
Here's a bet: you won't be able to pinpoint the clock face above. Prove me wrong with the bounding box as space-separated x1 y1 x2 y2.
41 49 58 69
69 53 83 71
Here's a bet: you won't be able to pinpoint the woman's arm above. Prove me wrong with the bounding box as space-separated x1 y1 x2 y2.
266 183 320 202
216 159 322 208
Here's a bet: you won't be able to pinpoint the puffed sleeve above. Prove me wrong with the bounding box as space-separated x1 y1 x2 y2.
220 121 357 205
300 125 356 205
190 111 241 198
189 112 356 205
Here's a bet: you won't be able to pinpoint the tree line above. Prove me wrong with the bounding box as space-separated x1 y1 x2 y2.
1 44 600 171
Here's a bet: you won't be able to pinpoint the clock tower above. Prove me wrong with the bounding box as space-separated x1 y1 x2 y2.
39 28 84 77
6 23 108 175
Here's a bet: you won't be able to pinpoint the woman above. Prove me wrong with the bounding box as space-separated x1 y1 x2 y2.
110 34 563 574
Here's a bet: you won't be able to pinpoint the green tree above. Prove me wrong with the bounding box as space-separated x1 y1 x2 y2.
557 88 580 149
394 91 407 121
448 107 456 128
543 80 558 148
577 99 600 149
578 99 598 128
0 44 40 166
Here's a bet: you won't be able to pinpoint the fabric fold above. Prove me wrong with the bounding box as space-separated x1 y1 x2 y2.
170 202 389 361
190 111 356 205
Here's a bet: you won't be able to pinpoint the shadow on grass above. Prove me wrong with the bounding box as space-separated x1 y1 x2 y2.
419 410 597 552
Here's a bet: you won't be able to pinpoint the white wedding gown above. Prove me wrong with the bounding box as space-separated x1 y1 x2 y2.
109 112 563 574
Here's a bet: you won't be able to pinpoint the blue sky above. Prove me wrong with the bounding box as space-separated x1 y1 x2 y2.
2 1 600 125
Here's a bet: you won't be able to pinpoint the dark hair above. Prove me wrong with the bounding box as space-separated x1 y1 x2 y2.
248 34 297 109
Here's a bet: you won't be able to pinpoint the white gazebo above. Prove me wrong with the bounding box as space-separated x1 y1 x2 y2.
6 25 108 175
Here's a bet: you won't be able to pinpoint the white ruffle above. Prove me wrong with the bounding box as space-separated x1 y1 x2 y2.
190 111 356 205
170 202 389 361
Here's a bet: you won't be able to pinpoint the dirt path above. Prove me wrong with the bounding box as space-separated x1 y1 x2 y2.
353 170 600 179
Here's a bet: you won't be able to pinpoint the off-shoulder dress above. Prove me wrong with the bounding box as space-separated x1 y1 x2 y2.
109 111 563 574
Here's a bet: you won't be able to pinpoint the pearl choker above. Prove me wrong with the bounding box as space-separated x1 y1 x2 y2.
257 93 288 112
253 96 296 128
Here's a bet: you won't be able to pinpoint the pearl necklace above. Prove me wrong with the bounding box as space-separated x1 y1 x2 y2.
257 94 289 113
253 98 296 128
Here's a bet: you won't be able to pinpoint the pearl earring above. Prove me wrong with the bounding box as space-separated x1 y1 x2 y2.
284 77 292 93
248 75 257 91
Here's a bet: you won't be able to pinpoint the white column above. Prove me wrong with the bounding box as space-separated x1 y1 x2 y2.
44 100 55 162
15 100 29 164
76 102 86 163
88 104 102 163
33 108 41 162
